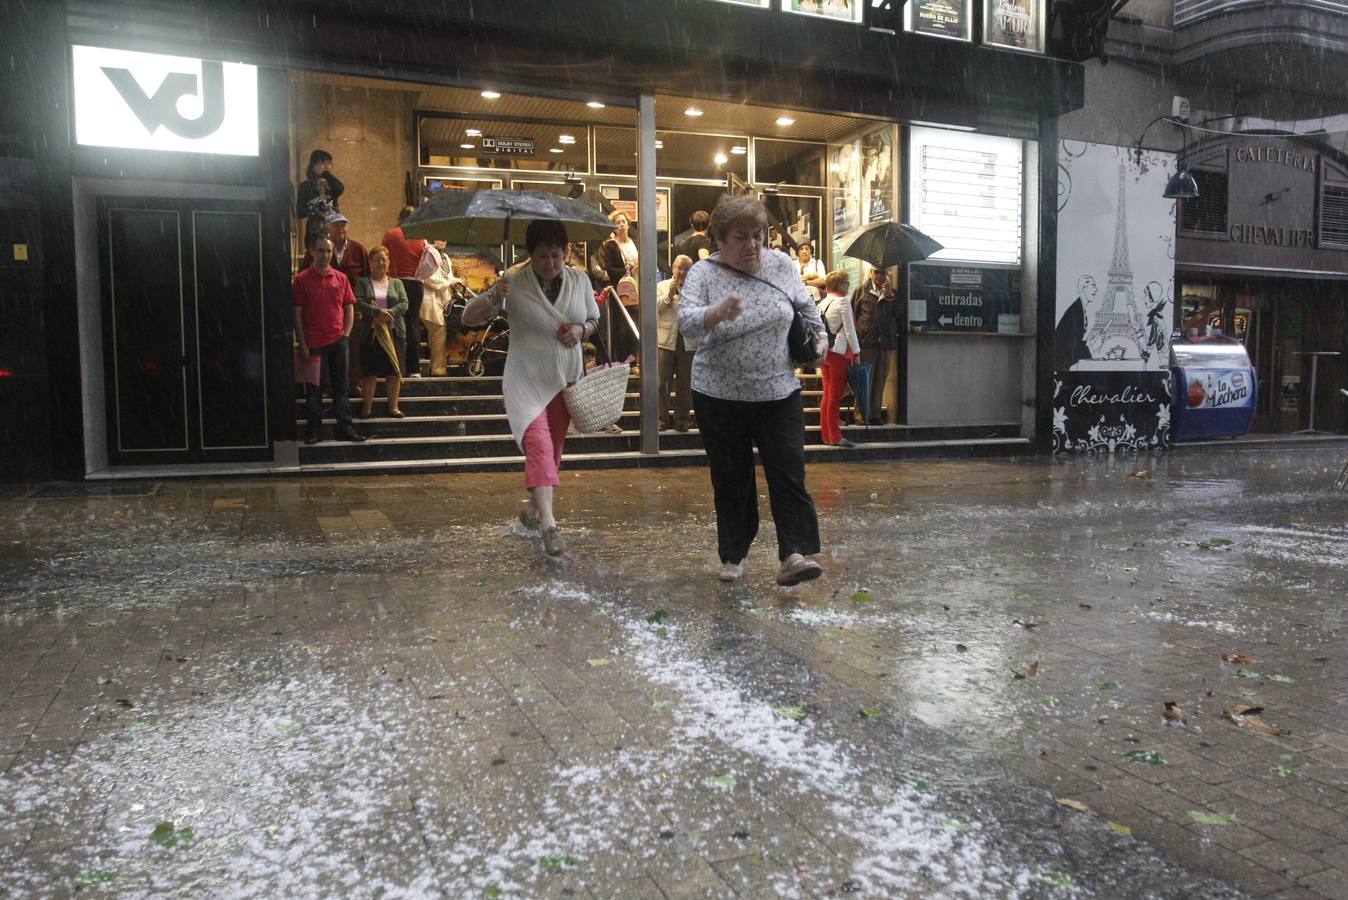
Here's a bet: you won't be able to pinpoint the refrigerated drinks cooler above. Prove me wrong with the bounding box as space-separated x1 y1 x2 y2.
1170 335 1257 440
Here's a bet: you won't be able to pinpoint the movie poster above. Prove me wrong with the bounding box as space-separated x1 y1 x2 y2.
786 0 863 23
907 0 970 39
984 0 1039 51
861 127 894 223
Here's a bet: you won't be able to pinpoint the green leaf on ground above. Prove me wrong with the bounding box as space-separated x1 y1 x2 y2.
1107 821 1132 836
1096 682 1119 691
277 719 302 734
1187 810 1240 826
749 852 765 863
943 818 970 834
76 869 117 886
914 780 934 795
655 627 669 640
858 706 882 718
1266 674 1295 684
1102 699 1125 709
771 704 807 721
651 700 670 712
851 590 872 604
1032 870 1073 888
1012 592 1026 601
1124 750 1166 766
1207 538 1233 547
149 821 193 848
1232 668 1262 679
646 608 669 624
538 854 578 870
484 886 503 899
1273 766 1300 779
475 578 487 587
514 685 535 696
707 774 736 790
1042 696 1064 708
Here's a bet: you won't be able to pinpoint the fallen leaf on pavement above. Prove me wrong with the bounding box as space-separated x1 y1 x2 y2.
1187 810 1240 826
1107 821 1131 836
851 590 872 605
1223 706 1281 735
1078 602 1092 610
1125 749 1166 765
1127 469 1150 479
706 774 736 790
646 608 669 624
1028 661 1039 678
771 704 807 721
1221 653 1254 665
857 706 882 718
1056 798 1094 815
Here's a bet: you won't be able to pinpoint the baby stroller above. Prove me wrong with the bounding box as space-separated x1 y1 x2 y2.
456 282 509 376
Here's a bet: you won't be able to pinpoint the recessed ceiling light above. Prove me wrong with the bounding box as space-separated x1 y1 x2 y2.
714 152 729 165
731 145 747 155
587 101 605 109
654 140 664 149
481 90 501 100
460 143 476 149
776 116 795 126
558 134 576 144
465 128 481 137
549 147 563 153
685 107 704 117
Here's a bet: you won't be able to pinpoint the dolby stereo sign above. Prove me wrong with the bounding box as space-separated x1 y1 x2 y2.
71 45 259 156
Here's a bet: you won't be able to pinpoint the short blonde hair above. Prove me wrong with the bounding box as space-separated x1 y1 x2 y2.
708 195 769 244
608 209 630 225
825 270 850 294
369 245 391 263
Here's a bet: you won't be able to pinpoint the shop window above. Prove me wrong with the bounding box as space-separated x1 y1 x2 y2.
783 0 864 23
755 139 825 187
1179 170 1227 234
658 131 750 181
908 126 1023 265
417 114 588 172
595 127 637 176
1320 184 1348 246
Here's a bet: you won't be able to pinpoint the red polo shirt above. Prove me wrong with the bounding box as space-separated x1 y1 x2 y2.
292 265 355 349
381 226 427 279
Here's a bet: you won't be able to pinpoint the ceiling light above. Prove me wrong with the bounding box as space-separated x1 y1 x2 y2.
685 107 704 117
460 143 475 149
714 152 729 165
654 140 664 149
549 147 564 153
731 145 747 155
587 101 605 109
465 128 481 137
558 134 576 144
481 90 501 100
776 116 795 126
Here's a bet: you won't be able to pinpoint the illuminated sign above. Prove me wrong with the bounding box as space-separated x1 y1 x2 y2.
72 45 259 156
908 127 1024 265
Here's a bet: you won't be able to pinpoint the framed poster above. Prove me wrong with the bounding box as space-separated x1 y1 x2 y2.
706 0 771 6
861 127 894 224
905 0 972 40
984 0 1043 52
783 0 863 23
763 194 820 254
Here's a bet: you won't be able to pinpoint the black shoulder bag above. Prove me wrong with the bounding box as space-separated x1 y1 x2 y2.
703 259 826 364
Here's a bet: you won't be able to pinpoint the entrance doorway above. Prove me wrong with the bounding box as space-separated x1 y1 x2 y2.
96 196 269 465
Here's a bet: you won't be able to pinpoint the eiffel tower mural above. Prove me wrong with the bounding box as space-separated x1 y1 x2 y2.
1084 156 1148 362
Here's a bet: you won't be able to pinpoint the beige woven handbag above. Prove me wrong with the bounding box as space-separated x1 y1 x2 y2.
563 361 630 433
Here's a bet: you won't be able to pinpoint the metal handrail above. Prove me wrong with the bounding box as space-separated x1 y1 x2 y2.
1174 0 1348 27
601 287 640 351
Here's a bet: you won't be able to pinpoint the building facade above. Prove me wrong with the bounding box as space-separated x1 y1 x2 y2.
0 0 1093 481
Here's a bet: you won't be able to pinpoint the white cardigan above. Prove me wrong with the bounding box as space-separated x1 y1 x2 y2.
501 266 600 447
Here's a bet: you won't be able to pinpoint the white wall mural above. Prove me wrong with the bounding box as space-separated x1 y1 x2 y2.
1054 141 1177 452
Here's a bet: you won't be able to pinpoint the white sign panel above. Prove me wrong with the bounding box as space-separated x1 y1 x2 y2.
908 126 1024 265
72 45 259 156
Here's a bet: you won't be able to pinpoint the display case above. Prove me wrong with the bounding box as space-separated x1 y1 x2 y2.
1169 335 1257 439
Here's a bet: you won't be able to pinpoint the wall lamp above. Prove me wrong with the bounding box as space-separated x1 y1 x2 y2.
1135 115 1199 200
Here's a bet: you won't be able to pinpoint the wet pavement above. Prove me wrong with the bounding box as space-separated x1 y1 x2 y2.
1 448 1346 899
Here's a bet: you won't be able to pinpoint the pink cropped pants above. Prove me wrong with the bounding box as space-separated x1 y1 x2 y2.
522 393 571 490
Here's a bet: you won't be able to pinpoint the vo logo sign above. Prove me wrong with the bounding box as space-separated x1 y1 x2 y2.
72 45 259 156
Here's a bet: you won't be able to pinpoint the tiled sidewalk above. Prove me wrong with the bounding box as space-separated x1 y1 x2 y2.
1 451 1344 897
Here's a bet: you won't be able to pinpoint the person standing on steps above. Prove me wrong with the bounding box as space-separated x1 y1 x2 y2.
293 235 366 445
382 206 428 379
461 219 600 558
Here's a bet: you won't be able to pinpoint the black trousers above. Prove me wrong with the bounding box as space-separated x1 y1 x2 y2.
305 337 352 436
400 278 424 376
693 389 821 564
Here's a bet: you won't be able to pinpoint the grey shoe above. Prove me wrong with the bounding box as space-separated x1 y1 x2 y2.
776 553 822 586
718 561 744 582
542 526 566 556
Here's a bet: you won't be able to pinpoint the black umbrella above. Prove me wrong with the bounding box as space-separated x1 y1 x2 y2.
401 188 616 245
836 221 943 269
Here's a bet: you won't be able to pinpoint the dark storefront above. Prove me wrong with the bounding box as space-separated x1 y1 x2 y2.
0 0 1087 481
1177 134 1348 433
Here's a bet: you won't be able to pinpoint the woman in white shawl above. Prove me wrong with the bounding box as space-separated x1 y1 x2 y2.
462 220 601 556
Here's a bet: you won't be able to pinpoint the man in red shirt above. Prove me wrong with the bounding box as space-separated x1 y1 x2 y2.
382 205 428 377
293 235 367 444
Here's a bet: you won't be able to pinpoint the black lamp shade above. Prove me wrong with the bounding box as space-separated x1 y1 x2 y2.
1164 167 1200 200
